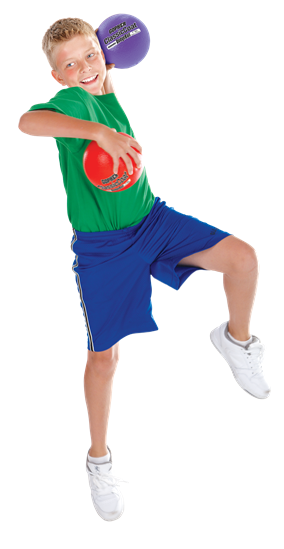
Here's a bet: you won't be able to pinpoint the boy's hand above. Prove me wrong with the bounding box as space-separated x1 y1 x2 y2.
95 125 142 175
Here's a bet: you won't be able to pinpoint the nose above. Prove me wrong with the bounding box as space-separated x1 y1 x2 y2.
79 59 92 73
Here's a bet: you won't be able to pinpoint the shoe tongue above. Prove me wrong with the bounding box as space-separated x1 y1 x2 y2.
87 460 112 475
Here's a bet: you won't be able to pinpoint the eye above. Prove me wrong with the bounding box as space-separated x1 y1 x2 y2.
88 53 96 58
67 62 74 68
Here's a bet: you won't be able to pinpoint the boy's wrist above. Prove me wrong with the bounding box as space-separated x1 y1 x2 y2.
103 70 115 95
91 121 104 142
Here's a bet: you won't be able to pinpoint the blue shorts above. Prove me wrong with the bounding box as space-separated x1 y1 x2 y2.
71 196 231 352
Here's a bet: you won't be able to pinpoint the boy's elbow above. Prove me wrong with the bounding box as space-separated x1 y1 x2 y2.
18 113 29 133
19 112 35 134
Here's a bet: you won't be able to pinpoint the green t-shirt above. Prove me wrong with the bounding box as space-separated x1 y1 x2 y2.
28 87 155 232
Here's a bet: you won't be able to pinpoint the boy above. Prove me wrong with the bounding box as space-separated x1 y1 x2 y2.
18 18 270 522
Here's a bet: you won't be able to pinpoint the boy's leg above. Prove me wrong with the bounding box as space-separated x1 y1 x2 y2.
84 343 120 457
177 235 258 341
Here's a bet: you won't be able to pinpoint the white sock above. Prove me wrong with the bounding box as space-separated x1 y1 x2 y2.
228 331 253 347
88 450 110 464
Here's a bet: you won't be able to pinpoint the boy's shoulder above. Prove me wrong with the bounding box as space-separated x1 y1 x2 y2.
48 86 94 118
53 86 113 109
53 86 88 101
28 86 93 124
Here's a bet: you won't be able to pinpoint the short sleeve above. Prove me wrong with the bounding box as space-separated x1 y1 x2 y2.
28 88 90 154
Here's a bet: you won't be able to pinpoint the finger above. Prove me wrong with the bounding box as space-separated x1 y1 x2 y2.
106 64 115 70
111 128 117 132
113 157 119 174
131 140 142 154
128 149 142 168
95 28 99 34
122 154 133 175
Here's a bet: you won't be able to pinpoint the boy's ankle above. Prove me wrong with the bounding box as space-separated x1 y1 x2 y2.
89 446 108 458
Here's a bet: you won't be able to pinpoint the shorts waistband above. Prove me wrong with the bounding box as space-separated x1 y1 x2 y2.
72 197 161 241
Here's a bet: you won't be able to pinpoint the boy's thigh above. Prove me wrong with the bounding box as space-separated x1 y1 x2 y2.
177 235 256 274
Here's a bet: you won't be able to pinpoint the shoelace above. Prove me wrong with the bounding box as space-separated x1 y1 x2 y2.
241 342 265 376
89 470 129 495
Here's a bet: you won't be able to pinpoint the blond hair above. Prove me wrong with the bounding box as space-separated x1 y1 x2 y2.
42 18 101 70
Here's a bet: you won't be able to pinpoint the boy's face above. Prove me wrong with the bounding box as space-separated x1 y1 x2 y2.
51 34 107 95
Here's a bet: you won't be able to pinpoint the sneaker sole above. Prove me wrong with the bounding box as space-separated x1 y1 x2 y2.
91 493 124 522
210 330 270 400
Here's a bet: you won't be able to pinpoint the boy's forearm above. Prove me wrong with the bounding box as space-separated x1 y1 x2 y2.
18 110 104 141
103 70 116 95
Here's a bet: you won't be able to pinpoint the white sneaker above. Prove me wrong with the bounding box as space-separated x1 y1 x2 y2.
210 321 271 399
86 446 128 521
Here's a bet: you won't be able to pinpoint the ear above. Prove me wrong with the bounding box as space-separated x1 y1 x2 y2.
51 69 65 86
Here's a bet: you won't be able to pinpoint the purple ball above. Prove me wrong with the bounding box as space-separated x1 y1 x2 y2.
97 13 150 69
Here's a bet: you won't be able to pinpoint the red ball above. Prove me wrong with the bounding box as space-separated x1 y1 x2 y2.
83 132 143 192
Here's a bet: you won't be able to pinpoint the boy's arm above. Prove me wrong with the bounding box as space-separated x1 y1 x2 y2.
94 28 116 97
102 65 116 95
18 110 142 174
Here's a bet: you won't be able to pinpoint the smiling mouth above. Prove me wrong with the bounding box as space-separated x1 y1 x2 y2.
80 74 98 85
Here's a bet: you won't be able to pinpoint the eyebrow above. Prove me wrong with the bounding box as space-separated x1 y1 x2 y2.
62 47 97 65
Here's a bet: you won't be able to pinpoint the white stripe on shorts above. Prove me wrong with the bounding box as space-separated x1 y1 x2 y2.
71 229 95 352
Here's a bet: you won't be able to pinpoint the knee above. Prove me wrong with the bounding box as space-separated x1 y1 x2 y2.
86 345 119 377
228 240 258 276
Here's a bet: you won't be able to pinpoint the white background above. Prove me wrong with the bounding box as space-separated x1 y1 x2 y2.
2 0 284 547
